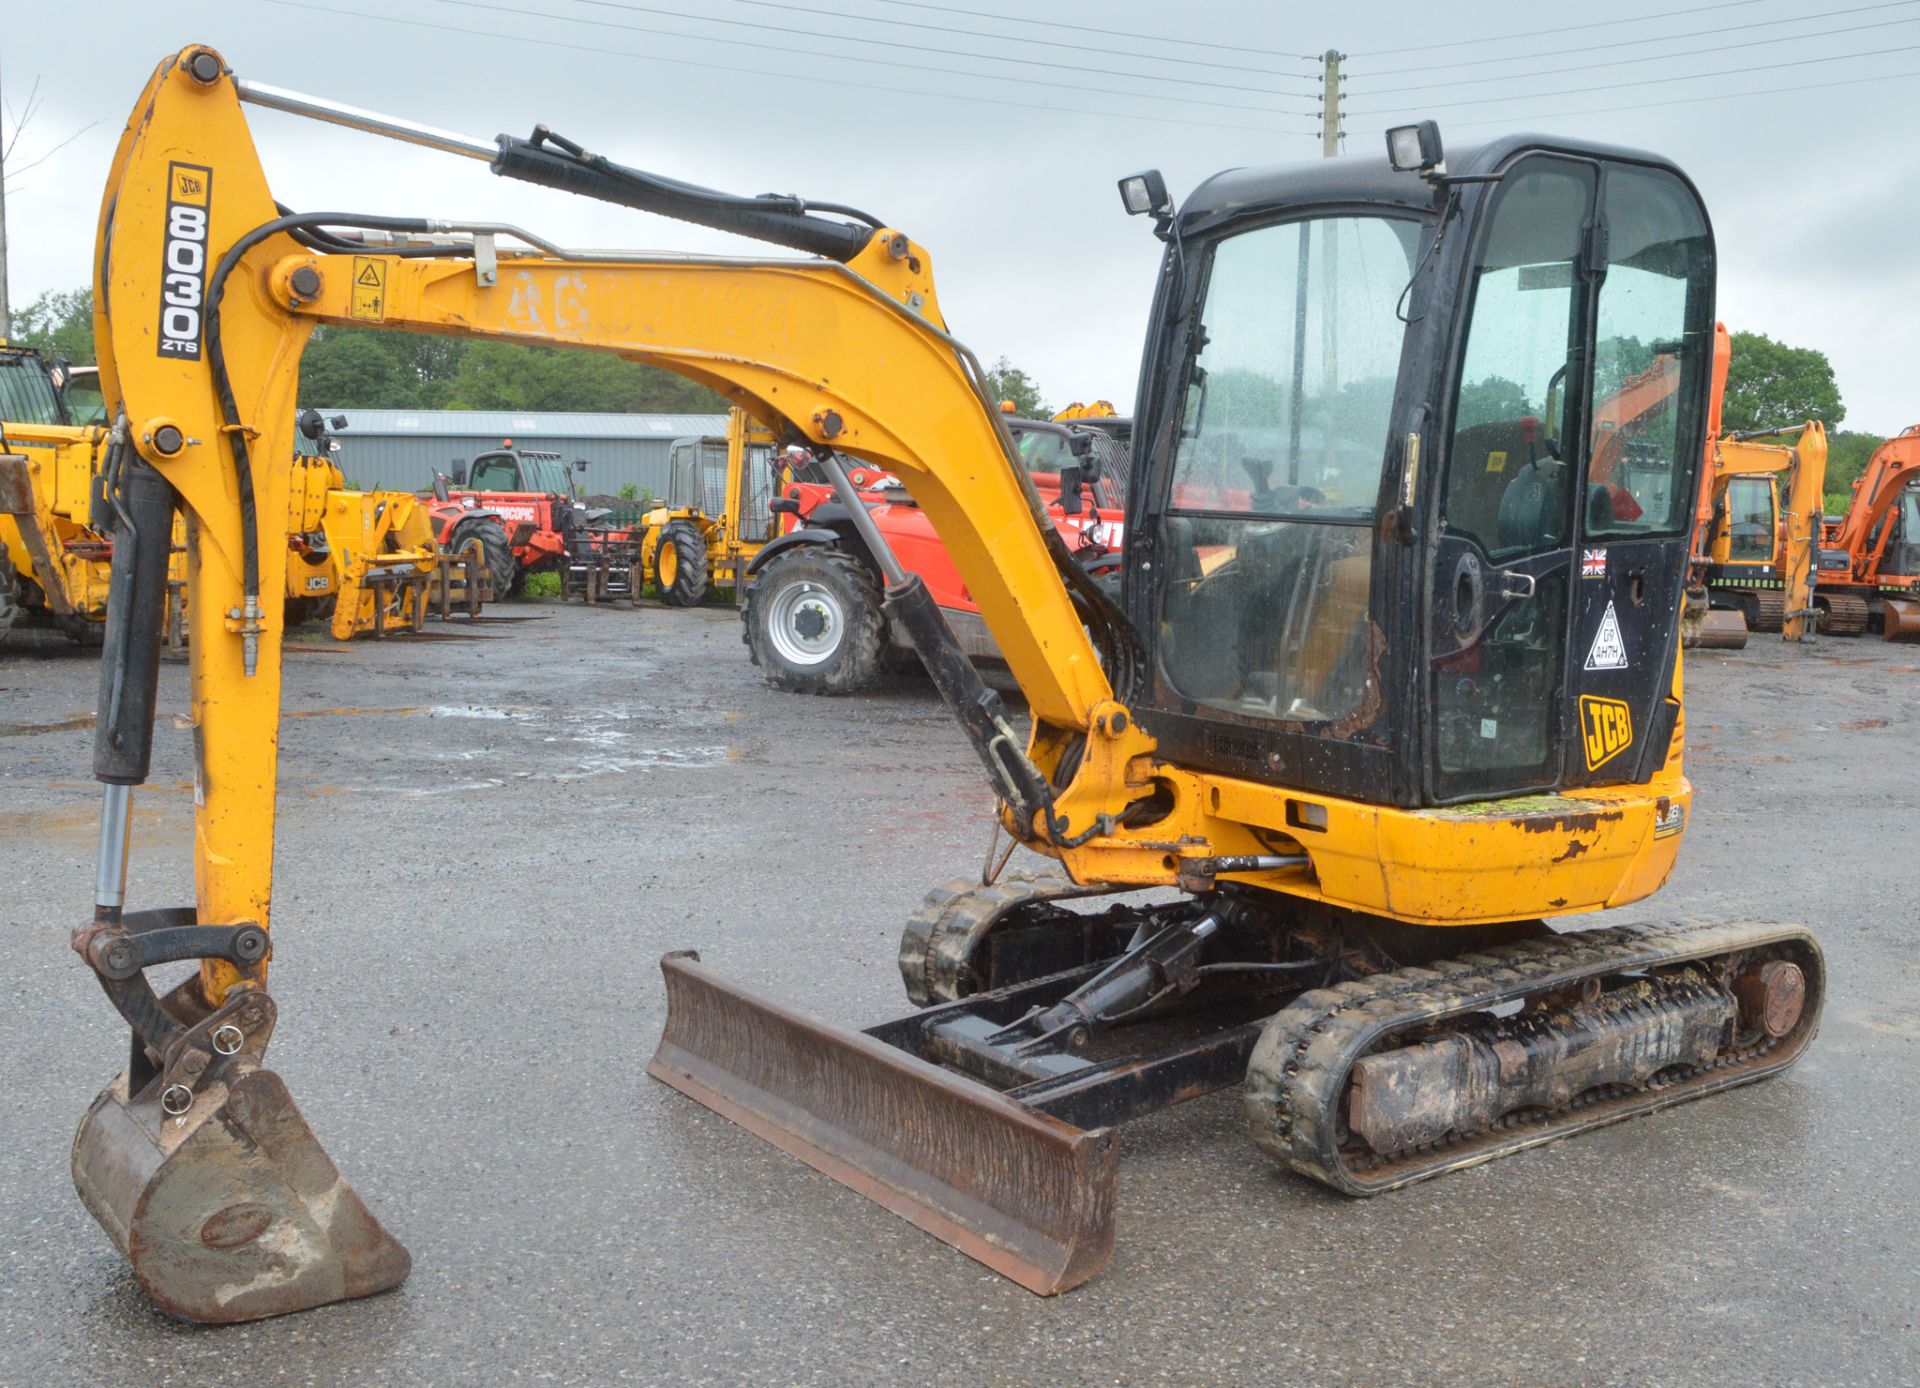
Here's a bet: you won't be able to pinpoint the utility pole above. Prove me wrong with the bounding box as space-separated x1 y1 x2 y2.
0 61 11 341
1319 49 1343 159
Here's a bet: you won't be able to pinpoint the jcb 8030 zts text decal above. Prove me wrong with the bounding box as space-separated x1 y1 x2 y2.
156 162 213 360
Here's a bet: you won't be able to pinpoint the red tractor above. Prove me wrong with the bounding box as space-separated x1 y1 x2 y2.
427 443 637 598
742 417 1129 693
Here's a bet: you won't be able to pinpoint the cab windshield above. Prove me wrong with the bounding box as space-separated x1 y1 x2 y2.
1158 213 1420 725
0 351 68 427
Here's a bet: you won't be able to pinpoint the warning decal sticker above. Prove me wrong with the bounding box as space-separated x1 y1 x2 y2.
350 257 387 321
1584 600 1629 671
1579 695 1634 771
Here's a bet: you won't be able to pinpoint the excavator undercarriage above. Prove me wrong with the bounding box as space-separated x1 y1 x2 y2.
652 878 1821 1292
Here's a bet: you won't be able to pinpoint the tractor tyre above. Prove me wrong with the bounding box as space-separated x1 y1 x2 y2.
655 521 710 607
57 612 107 647
743 546 885 695
0 539 21 646
284 597 330 628
450 517 514 601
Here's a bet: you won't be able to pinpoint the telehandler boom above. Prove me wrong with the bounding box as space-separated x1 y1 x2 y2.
73 48 1819 1318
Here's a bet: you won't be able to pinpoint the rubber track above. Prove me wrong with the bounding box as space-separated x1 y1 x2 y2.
898 873 1121 1006
1246 918 1822 1197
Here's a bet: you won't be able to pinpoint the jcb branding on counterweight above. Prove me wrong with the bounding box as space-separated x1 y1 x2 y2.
156 162 213 360
1580 695 1634 771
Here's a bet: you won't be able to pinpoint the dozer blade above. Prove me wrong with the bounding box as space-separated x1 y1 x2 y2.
72 1063 411 1323
647 951 1116 1294
1882 597 1920 642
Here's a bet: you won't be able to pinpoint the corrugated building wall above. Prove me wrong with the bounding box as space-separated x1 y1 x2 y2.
311 409 729 498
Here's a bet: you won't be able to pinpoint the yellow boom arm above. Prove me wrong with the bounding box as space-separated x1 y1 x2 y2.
94 48 1694 1020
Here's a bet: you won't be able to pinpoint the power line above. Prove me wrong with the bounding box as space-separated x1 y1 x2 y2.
1359 0 1920 78
1369 10 1920 96
1349 0 1763 58
555 0 1321 99
429 0 1316 115
1348 37 1920 113
866 0 1319 62
1435 61 1920 128
259 0 1319 136
688 0 1323 81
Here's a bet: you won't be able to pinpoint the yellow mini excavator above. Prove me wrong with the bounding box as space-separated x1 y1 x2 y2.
72 48 1820 1319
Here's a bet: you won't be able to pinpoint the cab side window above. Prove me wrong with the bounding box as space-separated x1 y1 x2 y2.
1585 167 1713 537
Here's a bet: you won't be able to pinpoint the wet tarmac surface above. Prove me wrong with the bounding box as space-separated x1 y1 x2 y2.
1 604 1915 1386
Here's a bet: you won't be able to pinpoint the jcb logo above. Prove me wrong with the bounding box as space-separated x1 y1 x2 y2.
1580 695 1633 772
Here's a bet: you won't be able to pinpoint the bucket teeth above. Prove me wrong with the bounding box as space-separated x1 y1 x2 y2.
647 951 1116 1295
72 1063 410 1323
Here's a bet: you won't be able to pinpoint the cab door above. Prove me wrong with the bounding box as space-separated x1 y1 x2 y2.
1426 158 1596 802
1563 163 1714 789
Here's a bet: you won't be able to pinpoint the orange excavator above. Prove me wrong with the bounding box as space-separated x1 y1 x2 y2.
1679 325 1826 648
1812 427 1920 639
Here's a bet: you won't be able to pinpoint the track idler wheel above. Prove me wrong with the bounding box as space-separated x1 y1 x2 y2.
71 984 410 1322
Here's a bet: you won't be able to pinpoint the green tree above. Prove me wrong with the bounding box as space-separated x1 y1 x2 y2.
440 343 721 413
11 288 94 364
984 356 1051 418
1723 331 1844 433
1824 430 1887 512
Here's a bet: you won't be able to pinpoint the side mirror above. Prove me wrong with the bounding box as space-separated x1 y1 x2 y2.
1068 432 1100 482
574 458 589 472
1058 464 1085 516
449 459 467 485
297 409 325 442
329 414 349 430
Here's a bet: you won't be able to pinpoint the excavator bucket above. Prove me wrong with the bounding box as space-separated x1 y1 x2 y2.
1881 597 1920 641
71 1058 410 1323
1685 608 1749 649
647 952 1116 1294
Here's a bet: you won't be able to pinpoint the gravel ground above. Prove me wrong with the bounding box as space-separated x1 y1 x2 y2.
0 604 1914 1387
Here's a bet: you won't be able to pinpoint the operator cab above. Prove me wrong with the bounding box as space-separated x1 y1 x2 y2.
465 444 579 498
0 346 73 428
1126 128 1715 809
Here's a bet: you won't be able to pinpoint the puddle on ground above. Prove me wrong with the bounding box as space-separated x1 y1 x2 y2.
0 714 96 736
284 706 424 720
0 801 189 845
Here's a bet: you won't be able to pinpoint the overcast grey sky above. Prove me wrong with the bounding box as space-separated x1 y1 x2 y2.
4 0 1915 431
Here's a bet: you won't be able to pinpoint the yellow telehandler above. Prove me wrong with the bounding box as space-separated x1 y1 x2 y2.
68 50 1819 1319
641 407 784 604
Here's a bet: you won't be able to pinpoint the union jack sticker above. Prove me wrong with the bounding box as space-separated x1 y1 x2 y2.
1581 547 1608 579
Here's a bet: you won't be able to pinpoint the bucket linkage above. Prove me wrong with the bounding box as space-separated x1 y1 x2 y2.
70 906 411 1323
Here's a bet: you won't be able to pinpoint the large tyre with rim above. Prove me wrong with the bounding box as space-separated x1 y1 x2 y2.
654 520 710 607
743 546 885 695
450 516 514 601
